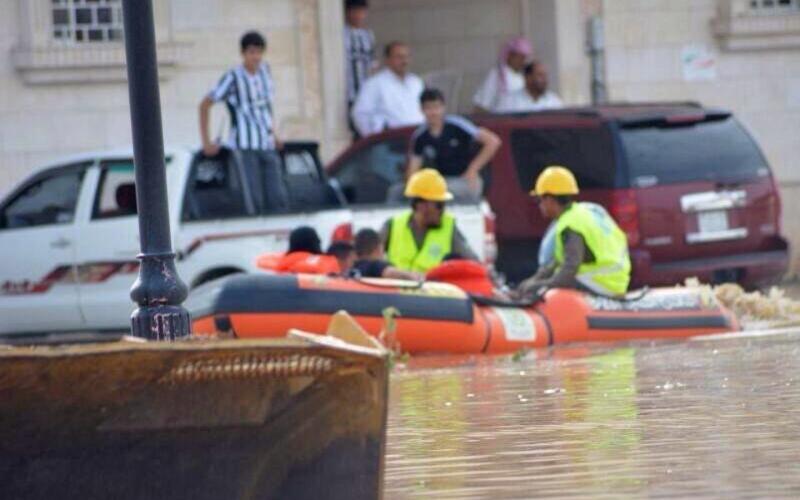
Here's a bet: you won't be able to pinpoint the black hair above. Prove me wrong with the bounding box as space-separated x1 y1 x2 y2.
326 241 355 261
288 226 321 254
384 41 407 58
410 198 445 211
545 195 573 206
354 228 381 258
240 31 266 52
345 0 368 9
420 88 445 105
523 61 542 76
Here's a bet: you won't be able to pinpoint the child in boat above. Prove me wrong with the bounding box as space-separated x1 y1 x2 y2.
352 228 423 281
256 226 341 274
326 241 357 276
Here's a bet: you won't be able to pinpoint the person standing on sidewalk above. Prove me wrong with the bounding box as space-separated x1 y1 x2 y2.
344 0 377 138
198 31 289 213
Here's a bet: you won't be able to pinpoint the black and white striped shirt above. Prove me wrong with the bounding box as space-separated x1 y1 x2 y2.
344 25 375 104
209 63 276 151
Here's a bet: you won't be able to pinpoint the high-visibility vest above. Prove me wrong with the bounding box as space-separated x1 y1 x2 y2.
554 202 631 296
256 252 341 275
387 211 455 273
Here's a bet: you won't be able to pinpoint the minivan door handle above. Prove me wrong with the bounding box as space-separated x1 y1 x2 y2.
50 237 71 249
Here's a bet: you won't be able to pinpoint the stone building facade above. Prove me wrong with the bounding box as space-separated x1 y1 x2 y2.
0 0 349 191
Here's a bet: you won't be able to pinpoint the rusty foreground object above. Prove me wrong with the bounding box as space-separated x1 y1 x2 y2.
0 328 388 500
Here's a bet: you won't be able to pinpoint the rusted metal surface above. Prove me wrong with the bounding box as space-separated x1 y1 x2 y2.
0 336 388 499
384 330 800 499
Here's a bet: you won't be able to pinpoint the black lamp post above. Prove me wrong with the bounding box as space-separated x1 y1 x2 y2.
121 0 190 340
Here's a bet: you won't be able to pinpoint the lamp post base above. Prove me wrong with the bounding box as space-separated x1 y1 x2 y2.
131 305 191 341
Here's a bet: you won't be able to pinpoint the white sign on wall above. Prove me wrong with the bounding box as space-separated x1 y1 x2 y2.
681 45 718 82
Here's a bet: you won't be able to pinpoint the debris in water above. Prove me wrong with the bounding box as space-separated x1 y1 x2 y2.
511 348 531 362
684 278 800 326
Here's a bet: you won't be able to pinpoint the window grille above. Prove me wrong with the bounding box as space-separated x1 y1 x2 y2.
51 0 123 44
749 0 800 13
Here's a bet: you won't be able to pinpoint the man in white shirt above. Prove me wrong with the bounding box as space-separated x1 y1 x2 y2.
473 37 532 113
497 61 564 113
351 41 425 137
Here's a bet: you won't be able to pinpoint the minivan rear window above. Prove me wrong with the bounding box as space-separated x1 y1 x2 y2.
510 127 617 191
619 117 769 187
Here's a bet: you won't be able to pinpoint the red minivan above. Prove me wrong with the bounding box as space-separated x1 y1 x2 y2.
327 102 789 288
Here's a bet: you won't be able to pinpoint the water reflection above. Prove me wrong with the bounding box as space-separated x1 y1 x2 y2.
385 331 800 499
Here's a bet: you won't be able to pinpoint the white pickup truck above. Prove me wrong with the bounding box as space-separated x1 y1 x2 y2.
0 144 491 335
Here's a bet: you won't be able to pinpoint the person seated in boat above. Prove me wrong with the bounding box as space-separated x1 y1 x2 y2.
517 166 631 298
256 226 341 274
380 169 478 273
326 241 357 276
352 228 423 280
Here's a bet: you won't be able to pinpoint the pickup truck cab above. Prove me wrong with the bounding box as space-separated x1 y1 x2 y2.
0 143 489 335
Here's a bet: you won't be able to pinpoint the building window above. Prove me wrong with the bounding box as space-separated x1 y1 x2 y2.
51 0 123 44
713 0 800 51
749 0 800 12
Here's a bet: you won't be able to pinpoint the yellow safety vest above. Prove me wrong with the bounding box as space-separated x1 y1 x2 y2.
554 202 631 296
387 211 454 273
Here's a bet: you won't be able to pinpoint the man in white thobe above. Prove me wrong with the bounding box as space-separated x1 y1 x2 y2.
351 41 424 137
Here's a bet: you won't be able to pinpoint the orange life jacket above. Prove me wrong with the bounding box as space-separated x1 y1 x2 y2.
426 260 494 296
256 252 341 275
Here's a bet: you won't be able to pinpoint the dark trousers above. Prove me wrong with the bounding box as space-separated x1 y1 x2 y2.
238 149 289 213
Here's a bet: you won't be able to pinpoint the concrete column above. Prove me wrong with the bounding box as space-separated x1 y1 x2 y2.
524 0 595 105
317 0 350 162
525 0 560 91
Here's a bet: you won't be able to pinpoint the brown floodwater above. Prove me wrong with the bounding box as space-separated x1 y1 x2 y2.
384 329 800 499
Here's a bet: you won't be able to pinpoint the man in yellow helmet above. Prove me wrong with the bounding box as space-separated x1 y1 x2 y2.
381 169 478 273
518 166 631 297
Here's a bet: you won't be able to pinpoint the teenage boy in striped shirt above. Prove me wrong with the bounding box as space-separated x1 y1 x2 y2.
198 31 289 213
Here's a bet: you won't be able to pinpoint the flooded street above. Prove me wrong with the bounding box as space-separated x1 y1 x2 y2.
385 330 800 499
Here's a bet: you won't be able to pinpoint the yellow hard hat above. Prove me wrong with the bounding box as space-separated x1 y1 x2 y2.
405 168 454 202
531 166 580 196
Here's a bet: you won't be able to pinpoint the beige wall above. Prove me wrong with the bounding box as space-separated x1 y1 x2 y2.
602 0 800 274
0 0 348 196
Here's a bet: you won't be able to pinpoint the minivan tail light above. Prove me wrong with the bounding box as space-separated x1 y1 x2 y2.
768 177 783 234
331 223 353 243
610 190 641 247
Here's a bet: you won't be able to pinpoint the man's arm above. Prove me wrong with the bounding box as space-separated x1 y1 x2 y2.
200 71 234 156
451 226 479 261
380 220 392 252
464 127 501 187
198 96 219 157
383 266 423 281
518 230 585 295
351 79 381 137
407 155 423 177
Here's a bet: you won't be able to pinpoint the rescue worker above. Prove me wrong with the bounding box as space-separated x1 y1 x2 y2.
517 166 631 298
256 226 340 274
381 169 478 273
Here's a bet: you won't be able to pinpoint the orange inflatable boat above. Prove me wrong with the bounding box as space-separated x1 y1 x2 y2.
189 273 739 355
